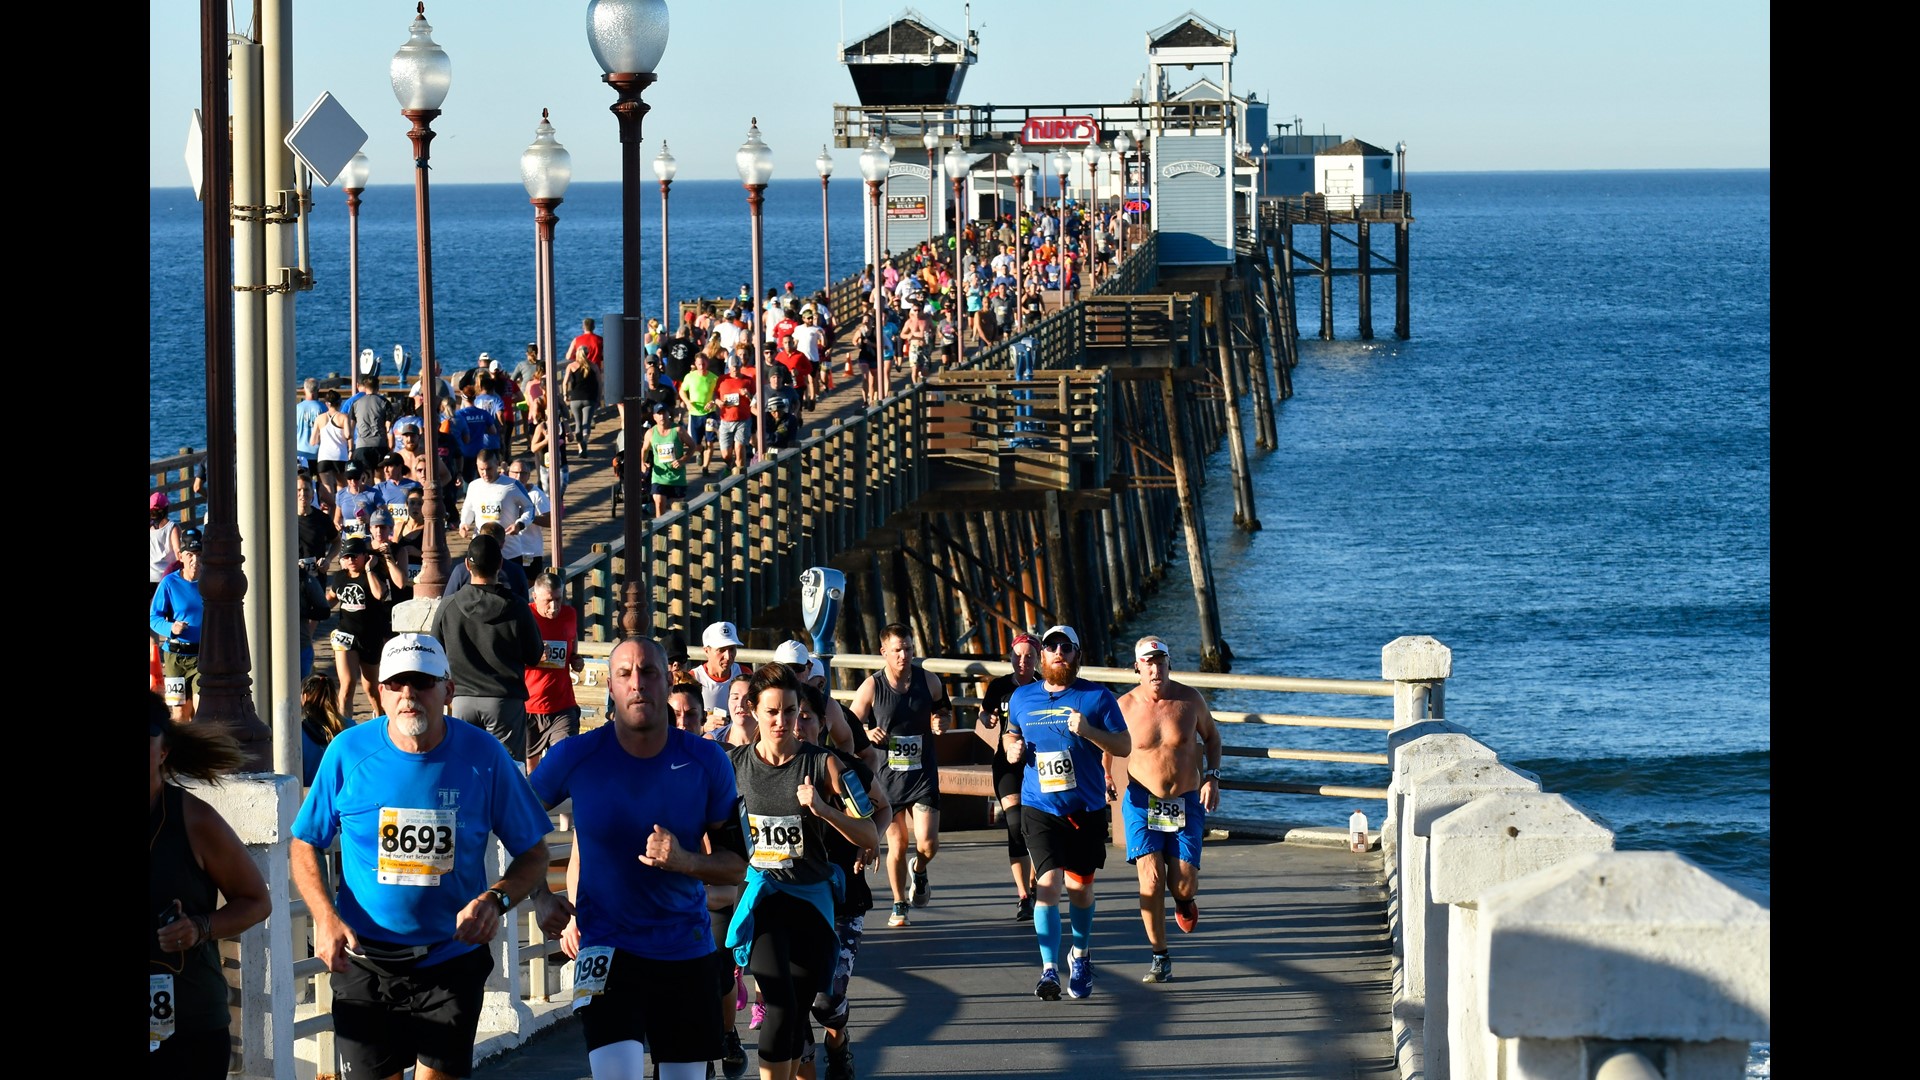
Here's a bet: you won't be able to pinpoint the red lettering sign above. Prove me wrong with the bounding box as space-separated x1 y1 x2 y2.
1020 116 1100 146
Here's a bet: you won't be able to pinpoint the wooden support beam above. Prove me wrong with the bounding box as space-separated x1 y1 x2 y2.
1358 219 1374 340
1160 370 1229 672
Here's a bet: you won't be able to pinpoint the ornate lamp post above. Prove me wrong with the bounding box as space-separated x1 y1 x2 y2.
735 117 773 462
1132 122 1148 232
1006 148 1030 316
587 0 668 637
879 135 896 264
859 136 891 392
1397 140 1407 195
815 144 834 294
342 151 370 373
943 144 971 355
391 2 453 598
653 141 677 332
1084 144 1104 283
1110 132 1131 263
1048 148 1071 298
521 109 571 571
1260 140 1270 199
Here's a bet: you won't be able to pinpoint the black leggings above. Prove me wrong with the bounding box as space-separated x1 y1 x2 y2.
747 891 835 1064
1003 803 1029 860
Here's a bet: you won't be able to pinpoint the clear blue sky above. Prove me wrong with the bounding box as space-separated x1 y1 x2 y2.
149 1 1769 188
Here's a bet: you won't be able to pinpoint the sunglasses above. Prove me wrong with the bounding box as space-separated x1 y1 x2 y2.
381 672 442 691
1042 641 1077 654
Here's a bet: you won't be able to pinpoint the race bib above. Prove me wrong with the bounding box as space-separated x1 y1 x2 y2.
886 734 923 772
162 676 187 709
376 807 457 885
1147 795 1186 833
748 812 804 870
477 500 502 523
1036 750 1075 794
150 973 175 1048
540 639 569 669
571 945 614 1004
656 443 679 467
724 393 740 406
330 629 357 652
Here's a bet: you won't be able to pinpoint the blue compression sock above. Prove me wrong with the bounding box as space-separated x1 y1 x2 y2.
1033 902 1061 968
1069 900 1095 956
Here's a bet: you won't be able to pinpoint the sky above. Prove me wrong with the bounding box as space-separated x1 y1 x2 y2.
149 1 1769 188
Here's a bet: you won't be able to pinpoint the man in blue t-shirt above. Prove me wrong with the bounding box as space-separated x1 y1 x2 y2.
1002 624 1131 1003
290 632 552 1080
296 378 325 472
529 636 747 1078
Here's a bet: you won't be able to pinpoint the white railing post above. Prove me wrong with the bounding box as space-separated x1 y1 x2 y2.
193 772 299 1080
1382 635 1451 729
480 837 532 1043
1431 792 1616 1080
1402 759 1539 1080
1384 726 1482 918
1481 851 1770 1080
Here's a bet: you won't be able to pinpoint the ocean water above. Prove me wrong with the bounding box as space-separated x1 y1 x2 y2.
150 174 1769 1063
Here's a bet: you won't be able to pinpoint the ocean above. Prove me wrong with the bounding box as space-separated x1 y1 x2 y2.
149 172 1770 1061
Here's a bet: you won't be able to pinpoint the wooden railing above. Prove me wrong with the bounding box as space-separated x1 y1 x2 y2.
1261 191 1414 225
922 369 1113 491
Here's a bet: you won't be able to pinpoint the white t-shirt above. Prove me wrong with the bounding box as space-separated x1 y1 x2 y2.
712 320 743 351
458 477 535 556
792 324 826 365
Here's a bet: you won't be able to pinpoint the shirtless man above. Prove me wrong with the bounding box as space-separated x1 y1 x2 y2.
1115 635 1222 983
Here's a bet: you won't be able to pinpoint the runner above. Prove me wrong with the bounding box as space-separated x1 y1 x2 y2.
528 636 746 1080
693 620 750 712
290 633 553 1080
1000 625 1131 1000
724 664 878 1080
975 632 1041 921
847 623 952 928
1115 635 1222 983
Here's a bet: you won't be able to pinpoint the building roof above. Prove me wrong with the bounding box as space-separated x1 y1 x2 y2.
842 8 975 60
1148 10 1234 49
1322 138 1393 157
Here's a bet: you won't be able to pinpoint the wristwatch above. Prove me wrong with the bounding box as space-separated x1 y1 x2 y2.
1203 768 1221 781
485 887 514 914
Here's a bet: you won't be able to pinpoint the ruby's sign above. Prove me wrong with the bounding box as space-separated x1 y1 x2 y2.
1020 116 1100 146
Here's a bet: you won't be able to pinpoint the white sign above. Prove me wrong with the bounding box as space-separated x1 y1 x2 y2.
889 162 934 180
1161 159 1224 179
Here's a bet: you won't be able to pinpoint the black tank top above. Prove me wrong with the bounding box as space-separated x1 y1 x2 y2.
149 784 231 1036
869 667 935 738
729 743 837 886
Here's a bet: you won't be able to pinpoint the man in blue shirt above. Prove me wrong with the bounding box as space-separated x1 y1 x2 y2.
149 527 205 723
529 636 746 1080
296 378 324 472
291 632 552 1080
1002 624 1131 1002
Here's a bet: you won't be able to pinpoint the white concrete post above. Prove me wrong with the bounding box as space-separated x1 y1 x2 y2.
1403 759 1540 1080
1481 851 1770 1080
1431 792 1616 1080
1386 728 1487 898
193 772 300 1080
1382 635 1451 729
480 836 532 1043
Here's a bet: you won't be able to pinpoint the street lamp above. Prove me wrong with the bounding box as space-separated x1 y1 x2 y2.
342 151 370 375
1132 122 1148 232
391 2 453 598
654 141 677 332
879 135 896 262
815 144 834 296
587 0 668 638
1006 148 1030 316
943 144 971 356
1110 132 1131 263
521 108 571 572
735 117 773 462
1085 144 1105 284
1397 140 1407 195
1048 149 1071 298
1260 140 1269 199
860 136 891 394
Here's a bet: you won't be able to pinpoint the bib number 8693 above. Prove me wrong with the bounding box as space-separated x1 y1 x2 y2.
381 823 454 855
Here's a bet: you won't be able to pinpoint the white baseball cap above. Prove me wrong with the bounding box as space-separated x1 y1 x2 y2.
1135 638 1170 661
702 621 744 649
807 658 826 681
380 633 450 680
1040 625 1080 650
772 640 811 666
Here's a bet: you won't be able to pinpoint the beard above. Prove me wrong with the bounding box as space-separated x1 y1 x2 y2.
393 712 430 738
1040 653 1080 686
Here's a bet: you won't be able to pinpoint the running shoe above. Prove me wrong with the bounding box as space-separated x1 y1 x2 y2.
750 1001 766 1030
1142 953 1173 983
887 902 910 928
1015 895 1034 922
1034 967 1062 1001
1067 956 1094 999
825 1043 856 1080
1174 896 1200 934
909 855 931 907
719 1030 747 1079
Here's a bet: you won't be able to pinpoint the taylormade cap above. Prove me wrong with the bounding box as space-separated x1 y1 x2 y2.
380 633 450 681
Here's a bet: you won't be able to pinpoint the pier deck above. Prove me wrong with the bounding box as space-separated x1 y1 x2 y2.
475 829 1395 1079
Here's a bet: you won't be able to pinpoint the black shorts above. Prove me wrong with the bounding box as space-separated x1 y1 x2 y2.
651 482 687 500
332 944 491 1078
877 765 940 812
1021 805 1109 878
576 949 725 1062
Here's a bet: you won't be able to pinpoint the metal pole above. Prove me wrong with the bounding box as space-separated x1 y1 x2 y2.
603 71 656 637
748 183 768 460
404 107 451 598
347 186 363 375
1012 174 1024 323
954 171 965 357
821 175 832 294
660 178 672 332
533 197 563 570
869 180 886 396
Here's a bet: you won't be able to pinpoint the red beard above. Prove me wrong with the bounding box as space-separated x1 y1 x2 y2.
1040 654 1079 686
